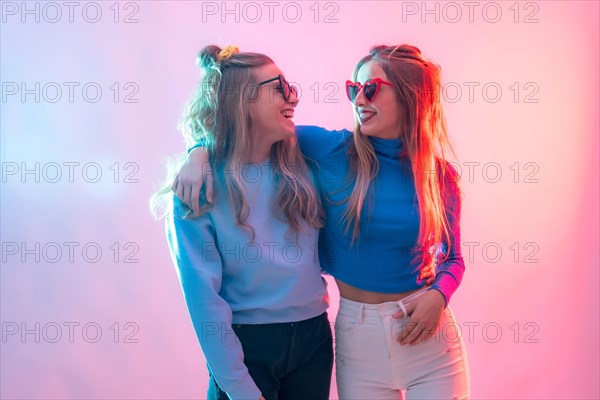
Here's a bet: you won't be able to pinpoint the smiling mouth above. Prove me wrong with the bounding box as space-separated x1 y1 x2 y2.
358 111 375 123
281 109 294 119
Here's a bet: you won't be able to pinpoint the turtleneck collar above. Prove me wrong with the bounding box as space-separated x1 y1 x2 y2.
368 135 405 157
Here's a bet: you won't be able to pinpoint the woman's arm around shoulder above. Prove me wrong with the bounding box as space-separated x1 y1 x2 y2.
295 125 352 162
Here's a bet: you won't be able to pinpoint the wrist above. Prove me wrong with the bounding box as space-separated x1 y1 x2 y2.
428 287 448 308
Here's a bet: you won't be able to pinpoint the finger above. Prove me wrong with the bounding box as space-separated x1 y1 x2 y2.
393 299 417 321
392 302 415 319
415 325 437 345
392 303 415 319
425 276 435 286
173 180 185 202
183 183 193 211
405 302 416 315
171 175 179 192
407 329 428 346
206 171 214 203
417 326 437 344
392 311 404 319
190 183 201 216
401 322 425 345
397 319 418 343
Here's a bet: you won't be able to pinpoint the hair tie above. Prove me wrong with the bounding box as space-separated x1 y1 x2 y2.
217 45 239 62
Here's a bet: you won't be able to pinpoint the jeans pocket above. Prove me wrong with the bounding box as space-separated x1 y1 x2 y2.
334 313 361 365
335 313 357 336
334 314 359 353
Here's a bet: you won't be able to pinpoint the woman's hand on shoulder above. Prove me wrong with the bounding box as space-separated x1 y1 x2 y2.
171 148 213 216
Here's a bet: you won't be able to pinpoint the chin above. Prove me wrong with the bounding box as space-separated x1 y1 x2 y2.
359 123 392 139
273 131 294 144
358 125 376 137
283 126 296 137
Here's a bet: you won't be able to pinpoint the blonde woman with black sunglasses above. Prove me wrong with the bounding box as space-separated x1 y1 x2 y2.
152 45 333 400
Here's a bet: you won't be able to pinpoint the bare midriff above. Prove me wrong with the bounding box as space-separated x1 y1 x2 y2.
335 278 426 304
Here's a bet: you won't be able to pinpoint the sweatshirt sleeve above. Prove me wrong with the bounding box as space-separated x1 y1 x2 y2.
429 163 465 307
165 195 261 400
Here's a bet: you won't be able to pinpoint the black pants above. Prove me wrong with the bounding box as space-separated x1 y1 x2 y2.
207 312 333 400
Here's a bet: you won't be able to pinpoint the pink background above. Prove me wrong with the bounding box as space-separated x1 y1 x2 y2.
1 1 598 399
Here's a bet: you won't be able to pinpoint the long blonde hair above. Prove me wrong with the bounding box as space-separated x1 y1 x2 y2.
151 45 323 238
342 44 461 278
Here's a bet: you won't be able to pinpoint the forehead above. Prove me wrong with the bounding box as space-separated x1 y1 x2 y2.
254 63 283 82
356 60 388 83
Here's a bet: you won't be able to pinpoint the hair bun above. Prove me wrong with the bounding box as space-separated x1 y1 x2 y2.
197 45 222 69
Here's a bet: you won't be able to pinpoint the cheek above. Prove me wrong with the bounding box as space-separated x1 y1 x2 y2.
381 100 402 125
252 105 270 129
257 106 282 131
388 108 401 125
258 102 275 118
268 108 281 126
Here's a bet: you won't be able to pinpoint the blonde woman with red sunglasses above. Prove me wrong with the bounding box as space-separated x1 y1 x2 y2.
174 45 470 399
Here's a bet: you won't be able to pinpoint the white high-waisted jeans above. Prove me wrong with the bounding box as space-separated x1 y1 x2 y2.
334 288 470 399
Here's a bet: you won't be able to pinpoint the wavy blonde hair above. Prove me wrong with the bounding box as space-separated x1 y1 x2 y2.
151 45 323 238
342 44 461 278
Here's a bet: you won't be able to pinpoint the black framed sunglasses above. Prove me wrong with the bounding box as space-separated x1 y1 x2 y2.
258 75 297 102
346 78 393 102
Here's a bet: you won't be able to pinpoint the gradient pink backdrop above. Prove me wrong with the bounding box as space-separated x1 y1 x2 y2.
1 1 598 399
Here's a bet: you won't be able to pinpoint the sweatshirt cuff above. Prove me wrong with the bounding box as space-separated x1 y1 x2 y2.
428 271 459 308
225 373 261 400
187 138 208 154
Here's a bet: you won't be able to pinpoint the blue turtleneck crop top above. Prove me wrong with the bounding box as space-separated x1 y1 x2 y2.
295 125 465 306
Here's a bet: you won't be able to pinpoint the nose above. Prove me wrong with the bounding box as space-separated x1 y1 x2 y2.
353 86 367 107
288 87 299 107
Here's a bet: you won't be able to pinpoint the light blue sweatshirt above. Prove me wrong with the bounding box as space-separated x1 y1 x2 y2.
165 159 328 399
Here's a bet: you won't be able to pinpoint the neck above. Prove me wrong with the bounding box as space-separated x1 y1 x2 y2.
248 141 272 164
